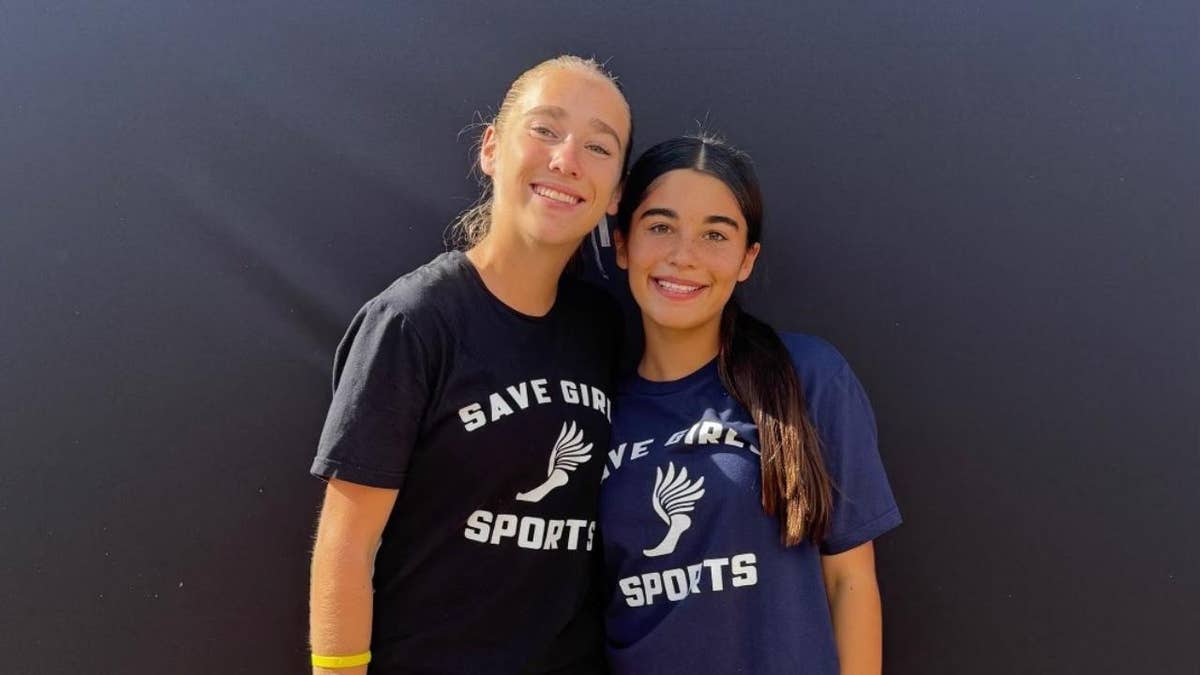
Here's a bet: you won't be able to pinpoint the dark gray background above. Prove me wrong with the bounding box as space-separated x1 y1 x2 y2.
2 1 1197 673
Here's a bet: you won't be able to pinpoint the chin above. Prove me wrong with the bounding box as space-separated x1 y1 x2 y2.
529 221 600 247
641 306 720 334
529 228 591 248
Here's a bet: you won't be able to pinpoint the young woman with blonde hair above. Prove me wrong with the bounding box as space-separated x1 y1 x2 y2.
309 56 632 674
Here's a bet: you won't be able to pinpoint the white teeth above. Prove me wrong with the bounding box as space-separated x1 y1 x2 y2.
656 279 701 293
533 185 581 204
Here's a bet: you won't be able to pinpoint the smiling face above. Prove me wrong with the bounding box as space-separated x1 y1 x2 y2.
480 66 630 249
615 169 761 336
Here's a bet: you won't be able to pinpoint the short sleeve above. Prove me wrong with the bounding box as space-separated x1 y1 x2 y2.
807 360 902 555
310 298 431 490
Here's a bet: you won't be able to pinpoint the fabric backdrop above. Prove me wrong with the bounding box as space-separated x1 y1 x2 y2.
2 2 1197 673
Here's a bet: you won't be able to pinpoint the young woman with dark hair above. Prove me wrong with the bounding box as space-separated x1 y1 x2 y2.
308 56 632 675
600 136 901 674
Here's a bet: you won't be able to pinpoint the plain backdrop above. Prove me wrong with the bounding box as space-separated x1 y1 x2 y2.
1 2 1197 673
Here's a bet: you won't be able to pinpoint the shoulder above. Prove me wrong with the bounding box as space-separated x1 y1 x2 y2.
777 332 852 385
362 251 473 329
556 276 624 341
334 251 474 368
777 332 876 430
558 275 620 315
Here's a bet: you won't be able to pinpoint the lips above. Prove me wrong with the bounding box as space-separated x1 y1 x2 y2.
652 276 707 299
531 183 584 206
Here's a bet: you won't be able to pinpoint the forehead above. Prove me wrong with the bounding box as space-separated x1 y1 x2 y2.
517 68 631 140
641 170 743 220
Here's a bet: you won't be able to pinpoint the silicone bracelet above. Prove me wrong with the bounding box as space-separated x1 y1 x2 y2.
311 650 372 668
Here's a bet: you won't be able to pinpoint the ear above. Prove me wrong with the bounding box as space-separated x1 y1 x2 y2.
612 228 629 270
606 182 622 216
737 242 761 282
479 125 499 177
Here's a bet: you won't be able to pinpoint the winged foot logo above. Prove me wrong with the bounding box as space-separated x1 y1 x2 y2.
462 420 597 551
515 421 594 502
643 462 705 557
616 461 759 608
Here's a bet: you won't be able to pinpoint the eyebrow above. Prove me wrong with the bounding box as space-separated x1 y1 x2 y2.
523 105 623 151
639 207 741 229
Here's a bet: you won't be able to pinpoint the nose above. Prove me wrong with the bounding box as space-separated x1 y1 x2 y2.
665 235 698 268
548 137 582 178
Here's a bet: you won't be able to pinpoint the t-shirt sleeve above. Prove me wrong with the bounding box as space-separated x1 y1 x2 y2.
310 297 431 490
806 357 902 555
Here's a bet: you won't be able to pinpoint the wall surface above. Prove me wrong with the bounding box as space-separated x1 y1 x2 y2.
2 2 1197 673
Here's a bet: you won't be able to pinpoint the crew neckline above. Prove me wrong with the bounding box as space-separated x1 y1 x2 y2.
623 357 720 396
450 249 559 324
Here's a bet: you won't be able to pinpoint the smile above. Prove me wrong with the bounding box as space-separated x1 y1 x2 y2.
532 184 584 205
653 277 706 298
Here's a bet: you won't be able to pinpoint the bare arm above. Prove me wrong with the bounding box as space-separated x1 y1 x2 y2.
821 541 883 675
310 478 399 675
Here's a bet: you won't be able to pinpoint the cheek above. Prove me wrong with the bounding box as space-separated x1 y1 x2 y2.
587 161 621 198
600 160 622 185
499 139 535 172
689 247 733 274
624 238 665 275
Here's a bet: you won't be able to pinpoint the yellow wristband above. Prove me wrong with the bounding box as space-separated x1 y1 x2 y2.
311 650 371 668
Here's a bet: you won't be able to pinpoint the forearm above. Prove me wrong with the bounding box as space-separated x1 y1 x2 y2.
310 532 375 675
827 574 883 675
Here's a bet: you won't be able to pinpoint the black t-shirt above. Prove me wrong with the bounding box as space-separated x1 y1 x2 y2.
312 251 620 674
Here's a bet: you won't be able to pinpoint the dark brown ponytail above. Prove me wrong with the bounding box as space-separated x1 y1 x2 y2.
716 301 832 545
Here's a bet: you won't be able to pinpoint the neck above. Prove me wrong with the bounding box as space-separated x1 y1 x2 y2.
465 229 577 317
638 316 722 382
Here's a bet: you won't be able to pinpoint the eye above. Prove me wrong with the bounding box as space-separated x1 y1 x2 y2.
702 230 729 242
531 125 557 139
648 222 671 234
587 143 613 157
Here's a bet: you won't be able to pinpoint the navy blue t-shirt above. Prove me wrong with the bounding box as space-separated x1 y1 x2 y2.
599 333 901 674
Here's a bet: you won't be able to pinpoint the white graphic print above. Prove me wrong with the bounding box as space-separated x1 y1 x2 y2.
515 421 593 502
642 462 706 557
